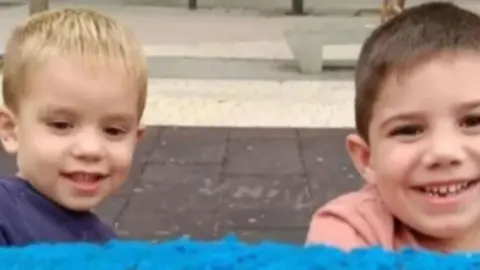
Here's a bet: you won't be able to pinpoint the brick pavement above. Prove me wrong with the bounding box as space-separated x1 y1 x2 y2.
0 126 362 244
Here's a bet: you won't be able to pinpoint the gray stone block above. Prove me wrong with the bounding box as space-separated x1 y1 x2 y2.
284 20 375 74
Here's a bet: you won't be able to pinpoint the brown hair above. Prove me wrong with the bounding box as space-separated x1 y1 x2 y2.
2 8 147 118
355 2 480 142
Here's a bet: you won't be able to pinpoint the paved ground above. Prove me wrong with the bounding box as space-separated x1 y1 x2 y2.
0 126 362 244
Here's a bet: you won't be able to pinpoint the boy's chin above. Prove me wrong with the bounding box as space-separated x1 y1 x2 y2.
58 196 105 212
412 216 479 242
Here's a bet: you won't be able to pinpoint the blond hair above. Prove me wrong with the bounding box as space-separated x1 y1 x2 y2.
2 7 147 118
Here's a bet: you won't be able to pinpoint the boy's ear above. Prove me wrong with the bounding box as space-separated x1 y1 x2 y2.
0 106 19 154
345 133 376 185
136 124 145 142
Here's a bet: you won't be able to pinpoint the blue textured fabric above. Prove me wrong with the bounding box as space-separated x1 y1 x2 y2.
0 235 479 269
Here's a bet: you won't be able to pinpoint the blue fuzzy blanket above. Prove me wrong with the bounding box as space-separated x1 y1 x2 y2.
0 236 478 269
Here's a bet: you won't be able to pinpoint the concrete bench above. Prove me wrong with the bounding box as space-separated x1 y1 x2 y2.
186 0 305 13
284 19 377 74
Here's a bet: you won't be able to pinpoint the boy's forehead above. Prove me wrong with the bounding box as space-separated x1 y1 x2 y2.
17 59 142 119
21 95 140 123
38 103 138 121
25 56 138 92
371 53 480 124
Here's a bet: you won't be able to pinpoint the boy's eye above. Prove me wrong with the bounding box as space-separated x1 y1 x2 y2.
461 115 480 128
47 121 72 130
388 125 424 137
104 127 126 137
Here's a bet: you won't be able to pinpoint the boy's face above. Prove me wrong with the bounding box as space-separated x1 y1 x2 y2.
0 56 143 211
348 53 480 248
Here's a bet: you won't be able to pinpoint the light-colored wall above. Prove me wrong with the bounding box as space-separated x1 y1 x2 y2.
124 0 382 13
7 0 468 14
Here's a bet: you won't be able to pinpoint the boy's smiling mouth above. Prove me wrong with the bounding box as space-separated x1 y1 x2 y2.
60 171 108 193
413 179 480 198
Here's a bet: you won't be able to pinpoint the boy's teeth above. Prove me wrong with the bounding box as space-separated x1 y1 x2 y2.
72 174 97 183
422 182 470 196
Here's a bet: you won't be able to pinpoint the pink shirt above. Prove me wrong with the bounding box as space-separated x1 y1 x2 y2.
306 185 420 251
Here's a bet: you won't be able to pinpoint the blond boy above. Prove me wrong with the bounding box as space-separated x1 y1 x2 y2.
0 8 146 246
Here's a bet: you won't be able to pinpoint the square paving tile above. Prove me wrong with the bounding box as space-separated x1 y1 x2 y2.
229 128 297 140
219 175 311 211
225 139 302 175
136 127 163 156
131 163 223 211
0 151 15 175
299 128 362 208
149 133 226 165
308 174 362 208
161 126 229 141
116 209 217 241
299 129 353 175
0 141 16 175
94 195 129 226
217 208 310 229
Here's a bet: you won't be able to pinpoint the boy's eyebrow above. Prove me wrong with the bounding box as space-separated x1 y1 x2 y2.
457 100 480 111
37 106 76 117
379 112 422 130
103 113 137 124
379 100 480 129
37 107 137 123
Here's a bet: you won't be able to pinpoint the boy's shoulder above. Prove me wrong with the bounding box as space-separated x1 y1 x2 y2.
0 176 116 246
311 185 394 230
0 177 31 245
0 177 45 230
314 185 385 216
306 185 398 249
0 177 27 210
0 177 50 212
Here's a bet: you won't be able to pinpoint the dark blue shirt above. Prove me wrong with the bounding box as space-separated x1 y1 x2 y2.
0 177 116 246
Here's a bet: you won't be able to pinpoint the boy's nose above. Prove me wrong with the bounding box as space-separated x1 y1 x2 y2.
423 130 466 169
71 130 105 162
